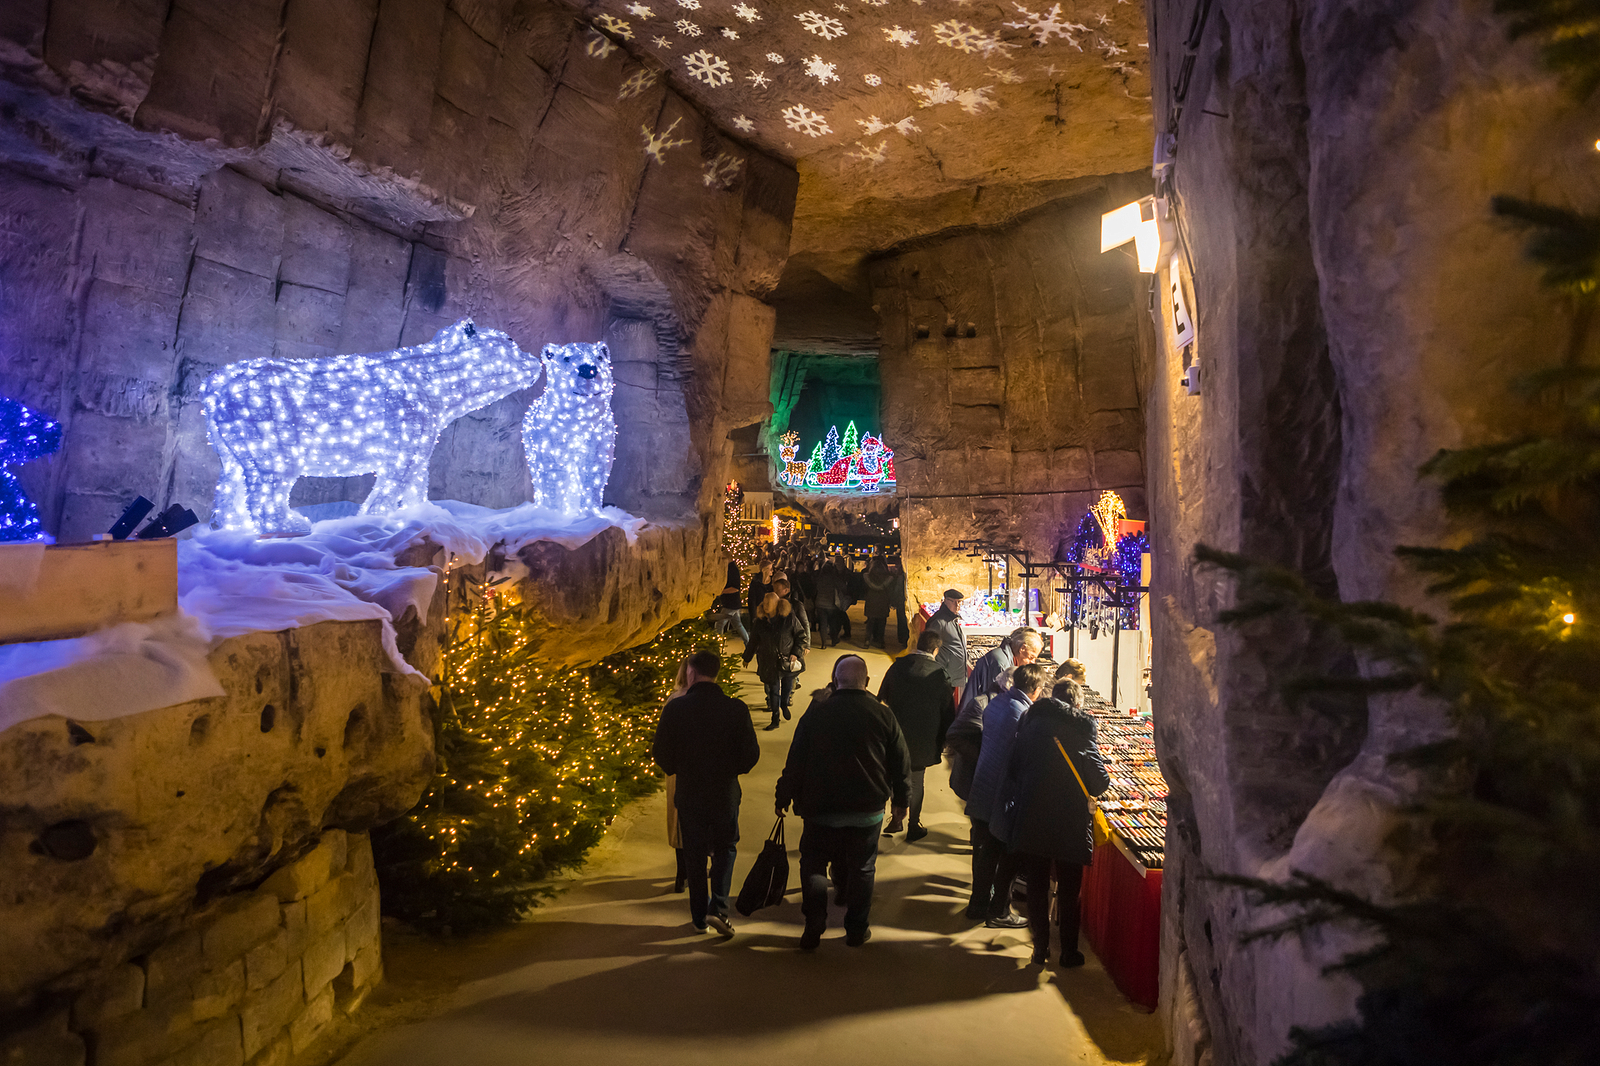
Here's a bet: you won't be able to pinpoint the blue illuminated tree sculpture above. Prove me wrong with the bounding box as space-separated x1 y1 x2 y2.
0 396 62 542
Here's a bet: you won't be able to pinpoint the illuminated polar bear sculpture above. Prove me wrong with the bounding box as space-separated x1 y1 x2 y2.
203 319 542 532
521 342 616 516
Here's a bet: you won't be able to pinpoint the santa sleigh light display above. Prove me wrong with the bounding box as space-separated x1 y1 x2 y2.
777 422 896 494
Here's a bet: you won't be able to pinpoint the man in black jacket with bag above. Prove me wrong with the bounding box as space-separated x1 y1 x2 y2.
876 629 956 841
652 650 761 937
775 654 911 950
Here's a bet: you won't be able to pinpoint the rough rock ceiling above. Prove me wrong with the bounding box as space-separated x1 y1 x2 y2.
566 0 1156 319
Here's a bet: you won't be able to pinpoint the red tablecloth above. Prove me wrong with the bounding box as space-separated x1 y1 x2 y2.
1080 840 1162 1010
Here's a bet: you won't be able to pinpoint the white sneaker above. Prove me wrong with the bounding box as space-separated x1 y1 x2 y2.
706 914 735 937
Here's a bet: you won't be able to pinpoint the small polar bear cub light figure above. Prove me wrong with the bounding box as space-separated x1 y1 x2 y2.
522 342 616 516
203 319 541 532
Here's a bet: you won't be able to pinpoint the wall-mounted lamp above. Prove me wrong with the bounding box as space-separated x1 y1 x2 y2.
1101 197 1177 273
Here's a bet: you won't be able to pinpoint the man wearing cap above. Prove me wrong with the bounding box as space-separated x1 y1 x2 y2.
923 589 969 704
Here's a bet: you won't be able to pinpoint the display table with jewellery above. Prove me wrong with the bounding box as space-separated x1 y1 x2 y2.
1077 687 1166 1010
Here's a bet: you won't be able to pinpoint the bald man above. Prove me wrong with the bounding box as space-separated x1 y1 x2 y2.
775 654 912 950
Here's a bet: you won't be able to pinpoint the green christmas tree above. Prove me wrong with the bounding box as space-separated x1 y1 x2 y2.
1201 191 1600 1064
842 420 860 458
807 440 824 473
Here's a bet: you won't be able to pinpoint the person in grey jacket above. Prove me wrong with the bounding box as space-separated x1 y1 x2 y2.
992 678 1110 966
961 626 1042 708
963 662 1050 926
923 589 969 699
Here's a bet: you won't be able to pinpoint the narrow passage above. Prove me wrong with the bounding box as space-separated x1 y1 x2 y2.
334 642 1163 1066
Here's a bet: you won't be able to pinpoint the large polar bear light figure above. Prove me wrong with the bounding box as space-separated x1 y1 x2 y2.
521 342 616 516
203 319 541 532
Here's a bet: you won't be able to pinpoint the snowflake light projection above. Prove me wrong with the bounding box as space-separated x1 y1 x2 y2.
642 117 690 162
618 67 660 100
676 0 700 8
522 343 616 517
883 25 918 46
627 3 654 16
596 14 633 39
910 80 998 114
734 3 761 21
781 102 831 137
202 319 542 533
1004 3 1075 44
653 35 673 47
685 49 732 85
779 421 895 493
847 140 888 165
859 114 918 136
932 19 1013 57
703 151 745 188
989 66 1024 83
585 32 619 58
863 73 881 85
795 11 847 39
732 114 756 132
675 18 701 35
747 70 770 87
766 52 785 63
722 27 739 39
803 54 839 84
0 396 62 542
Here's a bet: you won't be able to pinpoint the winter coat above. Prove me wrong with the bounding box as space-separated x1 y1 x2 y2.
652 681 762 825
776 688 912 819
961 643 1014 707
991 697 1110 864
876 651 956 768
924 604 969 689
746 573 773 615
863 568 895 619
965 687 1032 823
813 566 845 612
748 600 809 683
944 690 992 800
846 566 866 604
715 560 743 610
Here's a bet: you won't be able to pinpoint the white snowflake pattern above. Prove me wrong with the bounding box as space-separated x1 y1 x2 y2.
627 3 654 17
1003 3 1073 45
684 48 732 85
795 10 847 39
883 25 918 47
618 67 661 99
732 113 756 132
835 2 849 10
586 32 619 57
734 3 761 21
803 54 840 84
653 35 673 46
909 79 997 114
747 69 770 86
642 117 690 163
862 0 888 5
722 27 739 38
781 102 832 137
864 72 882 85
703 151 746 188
892 115 919 135
858 115 891 135
988 66 1024 84
766 52 785 63
1095 12 1111 25
1103 41 1128 56
847 140 889 166
931 19 1012 57
597 14 633 39
675 18 701 35
677 0 701 7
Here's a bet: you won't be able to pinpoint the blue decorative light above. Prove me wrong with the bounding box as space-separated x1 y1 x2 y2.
0 397 62 543
1063 491 1147 630
201 319 544 533
522 342 616 516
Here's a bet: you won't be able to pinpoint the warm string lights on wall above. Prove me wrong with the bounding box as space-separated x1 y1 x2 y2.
0 397 61 543
202 320 545 533
521 342 617 517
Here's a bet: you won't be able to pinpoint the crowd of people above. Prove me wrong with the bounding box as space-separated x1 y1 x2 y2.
655 562 1110 967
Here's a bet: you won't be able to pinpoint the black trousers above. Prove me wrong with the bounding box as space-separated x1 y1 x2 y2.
866 616 887 646
800 821 880 935
1013 852 1085 955
968 818 1022 917
908 767 926 828
895 606 909 645
678 813 739 928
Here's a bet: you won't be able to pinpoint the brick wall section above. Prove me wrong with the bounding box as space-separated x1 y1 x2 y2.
0 831 381 1066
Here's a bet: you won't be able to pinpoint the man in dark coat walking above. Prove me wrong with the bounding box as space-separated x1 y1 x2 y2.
876 629 956 841
775 654 911 950
923 589 969 701
652 650 761 936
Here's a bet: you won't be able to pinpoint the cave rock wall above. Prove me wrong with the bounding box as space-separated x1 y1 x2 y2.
870 183 1153 608
1143 2 1600 1064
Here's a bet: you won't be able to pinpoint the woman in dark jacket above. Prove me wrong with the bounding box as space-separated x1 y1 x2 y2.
992 679 1110 967
862 560 894 649
744 592 809 730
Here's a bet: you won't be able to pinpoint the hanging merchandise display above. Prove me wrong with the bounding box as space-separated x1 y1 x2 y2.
521 342 616 517
0 396 62 543
203 319 545 533
777 420 897 493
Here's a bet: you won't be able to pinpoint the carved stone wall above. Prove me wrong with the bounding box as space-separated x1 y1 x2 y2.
1143 2 1600 1064
871 181 1152 608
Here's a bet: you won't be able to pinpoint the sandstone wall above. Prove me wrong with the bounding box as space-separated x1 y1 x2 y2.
1142 2 1600 1063
0 831 382 1066
870 182 1153 608
0 0 793 573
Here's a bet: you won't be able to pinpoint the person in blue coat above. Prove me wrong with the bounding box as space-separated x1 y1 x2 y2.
992 678 1110 966
963 662 1051 926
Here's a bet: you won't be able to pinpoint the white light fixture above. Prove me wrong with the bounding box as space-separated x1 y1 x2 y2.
1101 198 1165 273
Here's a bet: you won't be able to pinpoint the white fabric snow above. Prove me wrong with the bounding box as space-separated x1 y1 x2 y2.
0 501 644 732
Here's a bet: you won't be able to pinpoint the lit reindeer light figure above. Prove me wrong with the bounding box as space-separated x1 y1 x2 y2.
521 342 616 516
202 319 542 533
778 430 808 488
